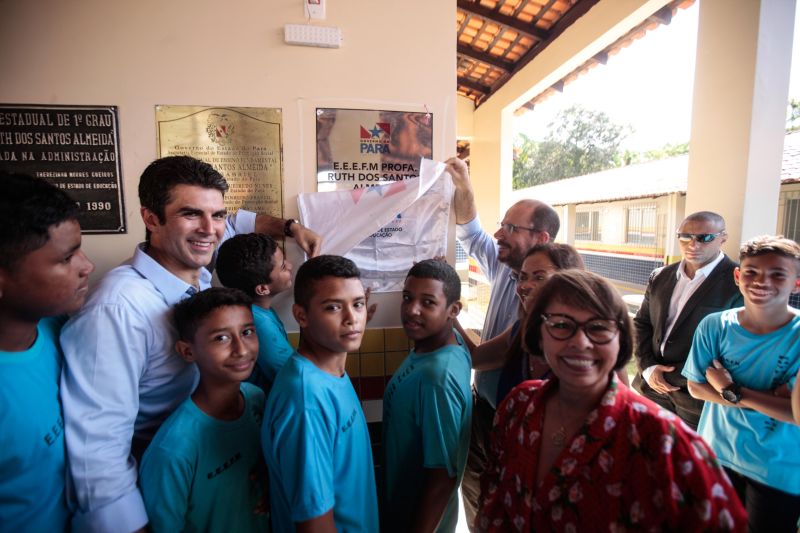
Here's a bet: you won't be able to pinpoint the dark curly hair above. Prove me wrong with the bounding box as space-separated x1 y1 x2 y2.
216 234 280 296
739 235 800 264
138 156 228 242
523 242 585 270
173 287 253 342
294 255 361 309
406 259 461 304
0 172 80 270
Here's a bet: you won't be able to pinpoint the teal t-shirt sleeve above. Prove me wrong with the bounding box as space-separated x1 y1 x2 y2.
682 315 719 383
139 446 193 532
254 307 294 382
271 407 335 522
419 378 467 478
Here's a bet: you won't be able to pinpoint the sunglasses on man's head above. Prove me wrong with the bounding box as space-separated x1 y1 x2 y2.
676 231 725 244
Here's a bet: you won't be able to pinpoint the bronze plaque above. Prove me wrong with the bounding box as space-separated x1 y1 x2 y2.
156 106 283 218
0 104 126 233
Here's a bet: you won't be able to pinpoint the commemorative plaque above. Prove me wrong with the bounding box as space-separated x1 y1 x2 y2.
316 108 433 191
156 106 283 218
0 104 126 233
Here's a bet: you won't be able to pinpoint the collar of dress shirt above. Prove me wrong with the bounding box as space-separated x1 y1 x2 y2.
130 243 212 305
676 251 725 281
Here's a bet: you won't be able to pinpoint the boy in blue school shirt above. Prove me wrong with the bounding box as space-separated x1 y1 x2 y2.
217 233 295 394
139 287 269 532
382 259 472 532
262 255 379 532
683 235 800 532
0 173 94 531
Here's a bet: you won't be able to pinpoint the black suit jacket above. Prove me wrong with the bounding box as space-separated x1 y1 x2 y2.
633 255 743 389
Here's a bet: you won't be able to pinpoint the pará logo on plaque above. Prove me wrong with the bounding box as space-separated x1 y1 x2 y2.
359 122 390 154
206 113 235 145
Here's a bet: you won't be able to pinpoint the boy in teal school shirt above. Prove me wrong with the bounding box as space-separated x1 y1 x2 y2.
262 255 378 532
382 259 472 532
0 172 95 531
139 287 269 532
684 235 800 532
217 233 294 394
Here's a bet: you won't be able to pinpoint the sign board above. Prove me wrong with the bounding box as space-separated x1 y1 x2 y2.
156 106 283 218
0 104 126 233
316 108 433 191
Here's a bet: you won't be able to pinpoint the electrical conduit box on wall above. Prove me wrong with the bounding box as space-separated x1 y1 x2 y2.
304 0 325 20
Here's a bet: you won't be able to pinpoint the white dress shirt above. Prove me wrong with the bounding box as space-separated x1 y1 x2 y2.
643 251 725 382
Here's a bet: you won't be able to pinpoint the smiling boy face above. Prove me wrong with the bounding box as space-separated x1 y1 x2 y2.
177 305 259 385
293 276 367 357
734 253 800 308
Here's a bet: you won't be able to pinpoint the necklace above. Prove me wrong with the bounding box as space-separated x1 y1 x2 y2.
550 395 582 448
551 425 567 448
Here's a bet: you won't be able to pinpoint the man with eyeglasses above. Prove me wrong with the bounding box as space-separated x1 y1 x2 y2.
633 211 742 430
444 157 560 528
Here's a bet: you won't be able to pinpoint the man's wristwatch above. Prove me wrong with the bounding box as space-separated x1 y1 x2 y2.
283 218 299 237
720 383 742 404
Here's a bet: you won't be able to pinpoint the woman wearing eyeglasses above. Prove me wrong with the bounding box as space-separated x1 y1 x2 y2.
476 270 746 532
471 242 628 406
493 243 586 405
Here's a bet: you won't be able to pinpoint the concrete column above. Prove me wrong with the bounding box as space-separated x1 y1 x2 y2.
560 204 577 244
686 0 795 255
664 192 682 263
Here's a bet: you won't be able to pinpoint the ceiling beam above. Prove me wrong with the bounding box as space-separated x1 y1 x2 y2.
457 43 514 72
512 0 601 76
458 76 491 95
532 0 558 25
649 5 672 25
457 0 549 41
514 101 536 116
472 0 599 107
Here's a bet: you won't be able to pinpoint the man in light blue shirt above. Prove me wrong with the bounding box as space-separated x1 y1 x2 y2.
60 156 321 533
445 157 559 526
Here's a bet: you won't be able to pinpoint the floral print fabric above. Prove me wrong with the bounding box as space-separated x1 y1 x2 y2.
477 376 746 532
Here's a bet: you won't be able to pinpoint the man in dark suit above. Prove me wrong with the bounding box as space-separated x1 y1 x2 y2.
633 211 743 429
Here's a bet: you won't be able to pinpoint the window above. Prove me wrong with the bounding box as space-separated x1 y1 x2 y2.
626 205 657 246
783 198 800 243
575 210 601 241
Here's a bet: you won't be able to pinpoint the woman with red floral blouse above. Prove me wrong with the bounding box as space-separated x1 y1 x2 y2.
476 270 746 532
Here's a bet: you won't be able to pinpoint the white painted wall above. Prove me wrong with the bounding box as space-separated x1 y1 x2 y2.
0 0 456 327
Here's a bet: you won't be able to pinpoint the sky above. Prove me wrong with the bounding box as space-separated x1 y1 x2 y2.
514 2 800 154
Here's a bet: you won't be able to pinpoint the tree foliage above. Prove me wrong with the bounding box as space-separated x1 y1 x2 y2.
787 98 800 133
618 142 689 167
513 105 629 189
